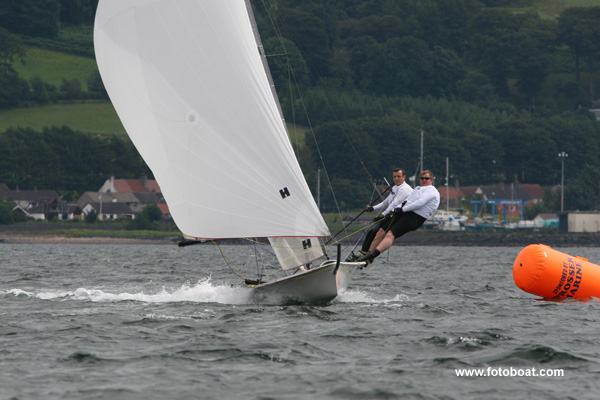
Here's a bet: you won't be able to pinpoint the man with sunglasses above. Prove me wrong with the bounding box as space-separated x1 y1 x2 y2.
357 170 440 265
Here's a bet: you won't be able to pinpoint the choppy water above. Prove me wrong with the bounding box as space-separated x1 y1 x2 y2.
1 243 600 400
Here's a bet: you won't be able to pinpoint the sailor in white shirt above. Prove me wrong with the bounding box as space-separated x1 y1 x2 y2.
358 170 440 264
367 168 413 216
353 168 412 257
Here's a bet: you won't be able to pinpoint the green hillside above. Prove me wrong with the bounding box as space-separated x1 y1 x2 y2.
0 101 125 135
15 47 98 90
5 46 125 134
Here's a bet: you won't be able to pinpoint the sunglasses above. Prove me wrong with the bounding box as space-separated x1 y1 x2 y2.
420 177 431 180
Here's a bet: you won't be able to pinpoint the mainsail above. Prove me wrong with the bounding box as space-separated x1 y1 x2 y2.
94 0 329 251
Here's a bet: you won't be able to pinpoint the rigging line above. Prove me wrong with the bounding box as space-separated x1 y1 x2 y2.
328 205 401 250
259 0 285 50
217 239 281 281
257 0 385 243
260 1 345 228
243 237 325 274
287 58 300 157
272 7 385 186
362 161 382 197
259 0 302 161
334 224 368 255
325 184 392 245
412 159 421 189
265 52 287 57
214 240 248 280
251 240 262 281
271 39 350 239
326 218 383 248
367 184 378 205
257 0 382 188
296 81 345 232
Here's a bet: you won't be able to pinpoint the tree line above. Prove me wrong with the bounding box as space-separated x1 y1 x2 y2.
0 126 150 201
255 1 599 110
0 0 98 38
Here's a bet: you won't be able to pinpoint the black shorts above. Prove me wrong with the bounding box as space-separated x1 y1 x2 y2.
388 211 427 238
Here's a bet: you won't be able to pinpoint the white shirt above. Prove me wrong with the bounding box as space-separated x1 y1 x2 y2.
402 185 440 219
373 182 413 216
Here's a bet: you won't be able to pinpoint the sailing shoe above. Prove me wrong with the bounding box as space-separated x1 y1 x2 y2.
345 252 359 262
356 251 374 265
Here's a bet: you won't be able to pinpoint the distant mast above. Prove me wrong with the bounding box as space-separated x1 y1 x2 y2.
420 130 424 172
446 157 449 212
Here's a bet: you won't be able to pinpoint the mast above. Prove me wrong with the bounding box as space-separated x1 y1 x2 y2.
317 167 321 211
420 130 424 172
446 157 449 212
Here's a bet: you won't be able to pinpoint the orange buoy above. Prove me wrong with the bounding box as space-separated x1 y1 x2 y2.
513 244 600 299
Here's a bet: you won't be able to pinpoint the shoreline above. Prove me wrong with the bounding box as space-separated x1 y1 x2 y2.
0 234 175 245
2 229 600 247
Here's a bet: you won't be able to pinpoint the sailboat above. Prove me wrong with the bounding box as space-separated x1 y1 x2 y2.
93 0 361 303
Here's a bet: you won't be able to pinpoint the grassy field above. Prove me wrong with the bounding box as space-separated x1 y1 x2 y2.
0 101 310 138
0 101 125 135
15 47 98 89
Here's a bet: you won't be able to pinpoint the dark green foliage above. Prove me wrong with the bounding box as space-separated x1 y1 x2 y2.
306 97 600 209
12 209 30 223
0 69 30 108
456 71 497 104
86 69 108 100
29 77 60 104
275 7 332 79
0 200 14 224
0 0 98 38
59 78 82 100
127 204 163 230
30 77 50 104
0 27 30 107
59 0 99 26
84 209 98 223
558 6 600 102
318 177 374 213
0 27 26 70
0 0 60 38
140 204 163 222
0 126 151 192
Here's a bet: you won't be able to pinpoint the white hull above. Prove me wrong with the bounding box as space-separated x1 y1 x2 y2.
248 260 361 304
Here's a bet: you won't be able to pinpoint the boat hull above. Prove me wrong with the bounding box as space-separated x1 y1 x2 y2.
248 260 361 304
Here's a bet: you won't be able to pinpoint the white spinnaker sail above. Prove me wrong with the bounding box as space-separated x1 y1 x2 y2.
94 0 329 239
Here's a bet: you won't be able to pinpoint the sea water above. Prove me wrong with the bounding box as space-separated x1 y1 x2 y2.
1 243 599 400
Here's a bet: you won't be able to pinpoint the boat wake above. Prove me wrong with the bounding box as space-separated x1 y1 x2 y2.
336 289 410 304
2 280 409 306
1 278 253 305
